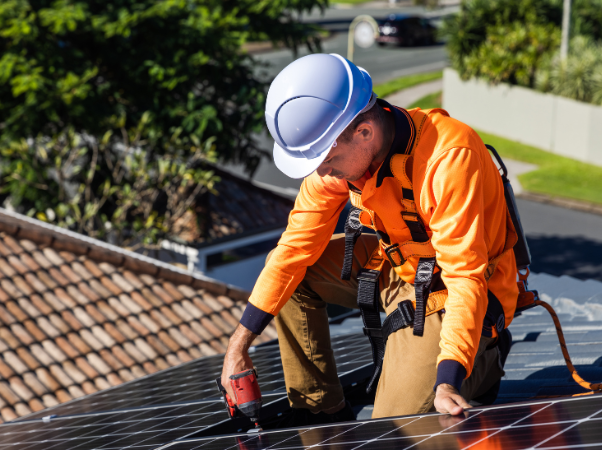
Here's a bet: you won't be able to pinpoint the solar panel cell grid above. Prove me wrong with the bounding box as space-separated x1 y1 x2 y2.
21 334 372 421
158 395 602 450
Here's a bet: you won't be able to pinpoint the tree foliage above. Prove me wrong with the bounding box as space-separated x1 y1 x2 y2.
442 0 602 88
0 0 327 247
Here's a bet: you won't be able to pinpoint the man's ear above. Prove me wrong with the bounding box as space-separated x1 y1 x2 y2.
355 120 375 142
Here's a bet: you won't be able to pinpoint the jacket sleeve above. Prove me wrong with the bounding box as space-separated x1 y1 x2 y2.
240 172 349 334
419 147 490 391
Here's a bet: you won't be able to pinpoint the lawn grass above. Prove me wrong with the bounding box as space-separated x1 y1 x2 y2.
332 0 370 3
406 90 602 206
373 71 443 99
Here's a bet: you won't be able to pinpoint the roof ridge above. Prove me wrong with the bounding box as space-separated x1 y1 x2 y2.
0 208 250 301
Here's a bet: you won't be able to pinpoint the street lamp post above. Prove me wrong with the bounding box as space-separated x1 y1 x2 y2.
347 15 380 63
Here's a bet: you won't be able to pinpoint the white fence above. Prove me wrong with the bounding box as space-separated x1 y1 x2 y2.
442 68 602 167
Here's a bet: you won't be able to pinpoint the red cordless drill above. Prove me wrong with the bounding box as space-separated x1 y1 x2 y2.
216 368 263 429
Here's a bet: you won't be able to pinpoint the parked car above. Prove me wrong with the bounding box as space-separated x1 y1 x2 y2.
377 14 437 47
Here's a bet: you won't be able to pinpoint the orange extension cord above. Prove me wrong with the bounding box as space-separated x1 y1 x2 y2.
534 300 602 394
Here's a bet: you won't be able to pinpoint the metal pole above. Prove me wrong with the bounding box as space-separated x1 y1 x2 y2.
347 15 380 62
560 0 571 61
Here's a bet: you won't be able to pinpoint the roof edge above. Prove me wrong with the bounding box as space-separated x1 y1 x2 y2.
0 208 251 302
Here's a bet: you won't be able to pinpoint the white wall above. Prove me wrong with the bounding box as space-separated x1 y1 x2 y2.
443 68 602 166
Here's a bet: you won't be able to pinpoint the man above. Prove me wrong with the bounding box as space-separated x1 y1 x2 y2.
221 54 517 423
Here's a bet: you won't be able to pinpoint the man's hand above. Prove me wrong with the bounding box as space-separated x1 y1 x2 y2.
434 383 471 416
221 324 258 403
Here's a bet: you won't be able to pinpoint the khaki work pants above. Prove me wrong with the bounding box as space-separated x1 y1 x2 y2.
273 233 505 419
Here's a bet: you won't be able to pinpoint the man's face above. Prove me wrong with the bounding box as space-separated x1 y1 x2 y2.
315 120 381 182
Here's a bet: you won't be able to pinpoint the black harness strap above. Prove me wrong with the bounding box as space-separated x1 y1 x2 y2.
483 290 506 338
356 268 384 393
381 300 415 343
401 212 430 243
341 206 363 281
412 257 436 337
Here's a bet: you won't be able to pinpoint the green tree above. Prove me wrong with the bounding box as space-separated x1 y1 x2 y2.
0 0 327 246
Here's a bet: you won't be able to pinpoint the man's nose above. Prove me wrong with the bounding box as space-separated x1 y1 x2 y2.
316 163 332 177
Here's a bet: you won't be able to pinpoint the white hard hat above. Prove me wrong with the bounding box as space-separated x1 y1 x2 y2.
265 53 375 179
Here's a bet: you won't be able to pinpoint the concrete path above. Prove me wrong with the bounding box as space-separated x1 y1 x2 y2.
383 78 442 108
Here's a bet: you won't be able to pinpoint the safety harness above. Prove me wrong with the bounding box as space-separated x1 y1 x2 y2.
342 105 602 395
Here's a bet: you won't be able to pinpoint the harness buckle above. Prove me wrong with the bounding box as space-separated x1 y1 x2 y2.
397 299 415 326
357 268 380 283
363 327 383 338
384 243 405 267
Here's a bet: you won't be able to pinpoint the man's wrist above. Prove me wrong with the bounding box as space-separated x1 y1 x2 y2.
434 360 467 393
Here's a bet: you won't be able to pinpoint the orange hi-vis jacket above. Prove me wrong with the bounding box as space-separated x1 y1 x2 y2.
241 101 519 390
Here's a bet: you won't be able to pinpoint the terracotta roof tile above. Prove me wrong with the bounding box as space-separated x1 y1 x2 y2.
36 317 60 338
140 287 163 308
58 251 75 263
115 319 137 340
0 280 22 300
85 304 106 324
94 377 111 391
209 339 227 354
75 357 99 379
0 338 8 353
18 252 40 271
88 279 112 298
117 368 135 382
90 326 115 348
60 311 83 331
0 328 19 349
188 321 213 341
181 300 203 319
111 346 135 368
67 385 85 399
14 403 31 417
176 350 193 363
138 273 155 286
151 284 175 304
179 324 202 345
46 346 68 369
29 399 45 413
192 297 214 315
82 259 104 278
53 340 77 362
0 381 21 405
62 361 86 384
79 329 104 351
100 276 122 296
93 301 116 322
122 342 147 363
48 267 70 287
0 287 9 302
202 293 224 312
42 292 66 312
129 291 153 312
59 265 81 283
156 331 180 353
31 251 53 270
41 394 59 408
35 368 61 393
0 259 17 277
1 407 17 422
146 335 170 356
134 338 157 360
168 328 193 349
122 270 144 289
127 316 149 337
71 261 94 280
138 313 160 334
66 285 92 305
162 282 184 301
22 373 47 396
103 323 126 344
0 360 14 378
23 320 47 342
131 364 147 378
18 298 42 318
2 236 24 254
199 317 225 339
67 333 92 354
216 295 235 309
154 357 170 371
106 373 123 386
97 262 116 275
53 288 77 308
165 354 181 367
11 324 35 345
55 389 72 403
207 314 231 335
81 381 97 395
16 348 40 370
29 345 54 367
142 361 158 374
77 282 101 302
0 239 13 257
160 306 182 326
187 347 202 360
119 294 143 314
150 309 173 329
25 273 50 295
198 343 218 356
108 297 130 318
47 314 70 335
9 377 34 401
0 305 16 325
73 307 95 328
35 271 57 291
99 349 123 371
111 273 135 293
13 276 34 296
42 248 65 266
86 353 112 375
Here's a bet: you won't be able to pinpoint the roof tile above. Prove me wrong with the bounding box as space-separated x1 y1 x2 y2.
66 285 92 305
0 338 8 353
162 282 184 301
42 248 65 266
88 279 112 298
154 357 170 371
202 293 224 312
18 298 42 318
41 394 59 408
103 323 126 344
36 271 58 290
67 385 85 399
100 276 122 296
115 319 137 341
119 293 143 314
138 313 160 334
55 337 80 359
140 287 163 308
168 328 193 349
1 406 18 422
111 273 135 293
106 373 123 386
179 324 202 345
176 350 193 363
54 389 72 403
127 316 150 337
108 298 130 318
11 324 35 345
16 348 41 370
59 265 81 284
13 403 31 417
18 252 40 271
146 335 170 356
157 331 180 353
0 239 14 257
111 346 135 368
85 304 107 324
0 287 9 303
189 321 213 341
199 317 225 339
36 317 60 338
73 307 95 328
94 377 111 391
0 381 21 405
117 368 135 382
77 282 101 302
53 288 77 308
35 368 60 392
81 381 97 395
152 284 175 304
87 353 111 375
192 297 214 315
61 311 83 331
187 347 202 360
0 328 20 349
165 354 181 367
149 310 172 329
82 260 104 278
134 338 157 360
130 292 153 312
122 271 144 289
9 377 34 401
23 373 47 396
41 340 67 363
23 320 47 342
25 273 50 294
79 329 104 351
29 345 54 367
0 260 17 277
99 349 123 371
181 300 203 319
0 305 16 325
62 361 87 384
91 325 116 348
122 342 147 363
13 277 34 296
142 361 157 374
70 262 94 281
67 333 92 354
97 262 116 275
47 314 70 335
75 357 99 379
130 365 147 378
48 268 70 287
160 306 182 326
31 251 53 270
0 280 22 300
0 360 15 378
42 292 66 312
198 343 218 356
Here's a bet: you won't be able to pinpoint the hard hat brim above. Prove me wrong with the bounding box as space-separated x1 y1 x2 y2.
273 141 330 179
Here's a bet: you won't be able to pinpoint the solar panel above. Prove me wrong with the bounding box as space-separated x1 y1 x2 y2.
20 333 373 421
155 394 602 450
